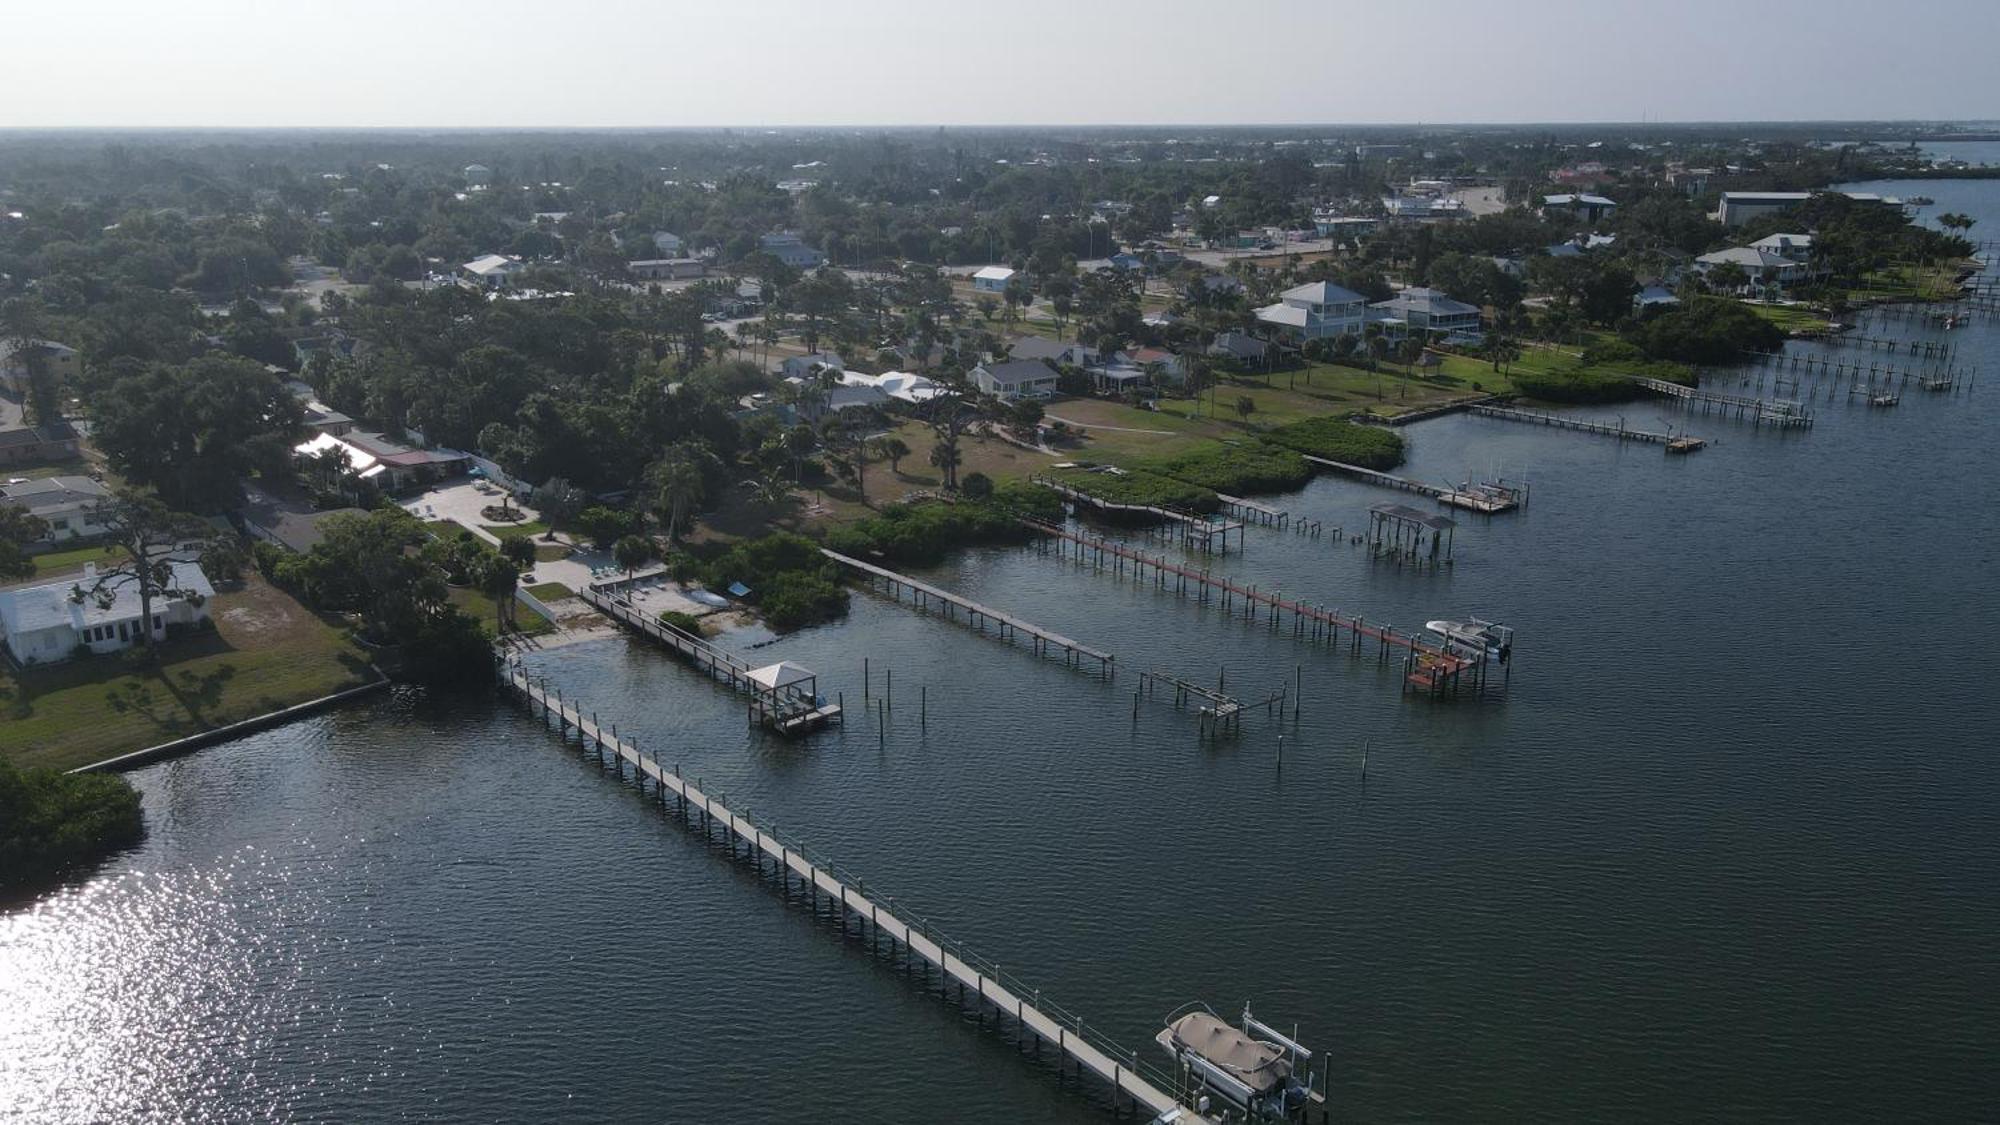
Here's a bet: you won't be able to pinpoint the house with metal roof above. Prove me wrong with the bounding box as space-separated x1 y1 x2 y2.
970 358 1058 400
0 420 81 466
1369 287 1484 340
1695 246 1810 292
1254 281 1369 341
0 560 214 665
462 253 526 287
1540 193 1618 224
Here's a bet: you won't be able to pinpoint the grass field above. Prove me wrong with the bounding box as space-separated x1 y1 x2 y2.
449 586 555 638
25 542 121 579
524 581 574 601
0 573 378 772
482 520 550 540
1744 302 1835 334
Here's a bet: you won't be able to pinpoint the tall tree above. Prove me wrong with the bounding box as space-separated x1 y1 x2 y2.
68 495 213 659
91 356 302 511
0 506 49 582
1 299 64 428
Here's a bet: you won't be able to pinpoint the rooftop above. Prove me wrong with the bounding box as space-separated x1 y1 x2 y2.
0 560 213 637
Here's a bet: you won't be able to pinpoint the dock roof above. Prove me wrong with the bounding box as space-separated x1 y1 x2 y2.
1370 502 1456 530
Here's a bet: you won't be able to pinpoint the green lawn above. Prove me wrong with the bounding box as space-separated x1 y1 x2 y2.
0 458 90 482
450 586 555 638
524 581 574 601
481 520 549 540
0 574 378 772
1744 302 1834 333
27 542 121 579
532 541 570 562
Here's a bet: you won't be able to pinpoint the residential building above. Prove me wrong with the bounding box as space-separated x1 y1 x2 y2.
462 253 526 287
283 380 356 436
760 232 825 269
1312 214 1379 241
651 231 686 256
239 487 364 553
1121 348 1190 384
1254 281 1369 341
970 358 1058 400
0 338 81 396
780 352 844 381
463 164 492 187
294 431 469 491
0 421 81 466
1694 247 1809 291
628 258 706 281
1006 336 1098 368
1369 288 1484 340
838 370 944 405
1715 192 1811 227
785 378 889 423
0 561 214 665
1748 233 1814 262
1207 331 1269 366
1540 193 1619 224
972 265 1017 292
0 475 111 544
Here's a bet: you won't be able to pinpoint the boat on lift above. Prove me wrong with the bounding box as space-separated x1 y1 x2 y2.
1156 1003 1320 1121
1424 617 1514 663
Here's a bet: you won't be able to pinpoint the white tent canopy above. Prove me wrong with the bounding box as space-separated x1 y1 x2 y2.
745 661 817 691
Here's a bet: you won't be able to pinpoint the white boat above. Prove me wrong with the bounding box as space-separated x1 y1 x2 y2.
1425 617 1513 663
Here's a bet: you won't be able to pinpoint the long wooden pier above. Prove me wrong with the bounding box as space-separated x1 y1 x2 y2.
1033 475 1246 553
1297 455 1520 513
1741 349 1968 389
498 660 1214 1123
1022 519 1493 697
1632 377 1814 427
1469 403 1702 450
580 583 841 733
821 549 1115 676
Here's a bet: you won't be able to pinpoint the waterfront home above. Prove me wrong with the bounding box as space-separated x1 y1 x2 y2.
1748 233 1815 262
1695 246 1809 292
970 358 1058 400
0 338 81 395
972 265 1017 292
0 560 214 665
0 475 110 544
1369 287 1484 340
1254 281 1369 342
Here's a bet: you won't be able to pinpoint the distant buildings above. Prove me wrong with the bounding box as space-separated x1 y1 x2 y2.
0 561 214 665
1540 194 1618 224
463 164 492 187
1714 191 1902 227
0 338 80 396
760 232 825 269
1254 281 1370 341
628 258 706 281
972 265 1018 292
0 420 81 466
651 231 686 256
462 253 526 287
0 475 110 544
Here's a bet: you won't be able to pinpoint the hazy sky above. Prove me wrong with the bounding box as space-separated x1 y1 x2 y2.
6 0 1996 128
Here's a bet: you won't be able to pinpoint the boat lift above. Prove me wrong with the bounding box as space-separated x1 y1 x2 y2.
1155 1002 1325 1122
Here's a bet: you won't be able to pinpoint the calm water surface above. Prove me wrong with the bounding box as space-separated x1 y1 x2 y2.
5 180 1999 1122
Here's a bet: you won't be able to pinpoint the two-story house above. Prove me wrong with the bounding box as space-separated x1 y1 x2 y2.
1254 281 1369 342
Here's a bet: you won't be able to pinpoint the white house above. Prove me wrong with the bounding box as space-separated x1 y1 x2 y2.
0 561 214 665
760 232 825 269
839 370 944 405
1369 287 1484 340
462 254 525 287
780 352 844 381
970 358 1058 400
972 265 1017 292
1254 281 1369 341
0 475 111 544
1694 247 1809 292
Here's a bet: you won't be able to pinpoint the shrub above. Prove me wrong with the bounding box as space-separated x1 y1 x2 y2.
1139 441 1311 494
826 495 1036 567
1265 417 1406 469
1045 465 1220 514
657 610 705 635
758 570 849 631
0 759 144 891
960 471 994 499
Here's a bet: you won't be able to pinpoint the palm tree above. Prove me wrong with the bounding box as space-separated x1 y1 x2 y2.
871 435 912 475
928 438 962 491
651 447 708 542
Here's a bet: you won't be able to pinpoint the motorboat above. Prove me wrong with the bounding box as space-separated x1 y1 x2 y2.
1425 617 1513 663
1156 1003 1318 1120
